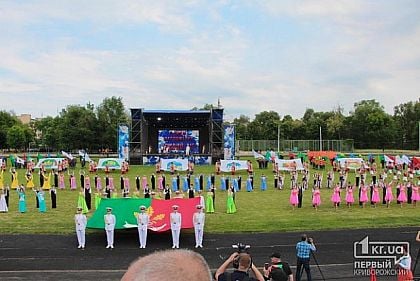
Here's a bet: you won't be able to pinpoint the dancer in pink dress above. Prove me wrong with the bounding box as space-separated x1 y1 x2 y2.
411 184 419 207
345 184 355 208
290 186 299 210
397 184 408 207
312 186 321 210
69 172 77 190
96 176 102 191
331 184 341 209
108 176 114 190
359 184 369 208
384 182 394 208
371 184 380 207
58 172 65 189
158 175 164 190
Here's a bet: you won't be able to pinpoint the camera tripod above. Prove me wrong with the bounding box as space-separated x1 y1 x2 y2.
299 251 326 281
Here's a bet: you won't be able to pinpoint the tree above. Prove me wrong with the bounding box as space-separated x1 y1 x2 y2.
7 125 27 149
0 111 18 149
34 116 60 150
349 100 396 149
326 107 345 139
249 111 280 140
96 96 129 150
393 100 420 150
58 105 98 150
232 115 250 139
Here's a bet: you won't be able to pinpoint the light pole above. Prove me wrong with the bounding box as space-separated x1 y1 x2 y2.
277 123 280 153
319 126 322 151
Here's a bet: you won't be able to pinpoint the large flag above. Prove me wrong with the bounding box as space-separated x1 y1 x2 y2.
78 150 91 162
252 150 264 159
86 197 200 232
384 155 394 163
147 197 200 232
15 155 25 165
87 198 152 229
61 150 74 160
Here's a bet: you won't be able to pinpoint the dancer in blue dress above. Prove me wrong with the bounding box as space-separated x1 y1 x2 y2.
37 189 47 213
260 174 267 191
18 186 27 213
220 175 226 191
246 176 253 192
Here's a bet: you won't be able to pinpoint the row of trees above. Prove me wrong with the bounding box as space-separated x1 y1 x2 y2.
233 99 420 149
0 96 128 151
0 97 419 151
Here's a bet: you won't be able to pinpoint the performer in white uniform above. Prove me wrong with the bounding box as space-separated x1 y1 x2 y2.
170 205 182 248
137 205 150 248
74 207 87 249
193 205 205 248
104 207 116 249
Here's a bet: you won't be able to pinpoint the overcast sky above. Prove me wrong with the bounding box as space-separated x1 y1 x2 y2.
0 0 419 121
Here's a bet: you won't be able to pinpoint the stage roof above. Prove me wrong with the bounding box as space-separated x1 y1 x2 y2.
140 110 211 129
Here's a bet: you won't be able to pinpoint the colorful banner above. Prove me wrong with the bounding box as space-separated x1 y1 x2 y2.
337 158 364 170
34 158 65 169
97 158 124 170
275 158 305 171
220 160 248 172
224 125 235 160
118 125 129 161
87 198 151 229
86 197 200 232
160 158 188 171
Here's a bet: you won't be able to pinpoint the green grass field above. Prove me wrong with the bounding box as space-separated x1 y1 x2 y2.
0 157 419 234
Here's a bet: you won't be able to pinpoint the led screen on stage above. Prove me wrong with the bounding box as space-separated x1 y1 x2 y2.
158 130 199 154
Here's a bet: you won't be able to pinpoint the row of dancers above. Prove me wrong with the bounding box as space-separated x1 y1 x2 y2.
289 181 420 210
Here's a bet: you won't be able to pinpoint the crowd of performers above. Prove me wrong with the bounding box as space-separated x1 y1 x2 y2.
0 157 419 215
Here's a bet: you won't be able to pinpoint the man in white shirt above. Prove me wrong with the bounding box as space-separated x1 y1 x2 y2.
193 205 205 248
104 207 116 249
74 207 87 249
137 205 150 248
170 205 182 248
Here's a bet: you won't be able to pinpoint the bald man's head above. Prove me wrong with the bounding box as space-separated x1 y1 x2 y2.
121 249 212 281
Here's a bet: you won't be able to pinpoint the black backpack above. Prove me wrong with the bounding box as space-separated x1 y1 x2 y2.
225 272 250 281
269 263 288 281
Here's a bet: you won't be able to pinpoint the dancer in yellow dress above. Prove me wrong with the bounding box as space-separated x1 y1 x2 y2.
0 170 4 190
42 171 52 190
10 168 19 189
25 172 35 189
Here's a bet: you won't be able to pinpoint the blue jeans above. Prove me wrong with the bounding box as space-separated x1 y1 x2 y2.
296 257 312 281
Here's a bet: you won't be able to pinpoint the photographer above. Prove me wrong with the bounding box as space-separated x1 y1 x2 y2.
263 253 293 281
295 234 316 281
215 252 265 281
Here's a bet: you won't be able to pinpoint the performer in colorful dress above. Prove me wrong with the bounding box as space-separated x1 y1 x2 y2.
397 184 408 207
25 172 35 189
10 168 19 189
18 186 27 213
77 188 88 214
260 174 267 191
246 176 253 192
312 186 321 210
0 189 8 212
289 186 299 210
359 184 369 208
384 182 394 208
331 184 341 209
69 171 77 190
371 184 380 207
345 184 355 208
42 171 51 190
226 189 236 214
411 184 419 207
205 191 215 213
37 189 47 213
220 175 226 191
58 172 65 189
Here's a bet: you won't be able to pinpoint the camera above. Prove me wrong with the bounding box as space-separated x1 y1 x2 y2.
232 243 251 269
232 242 251 253
308 237 314 243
